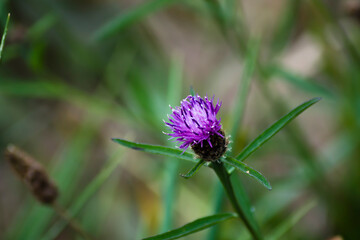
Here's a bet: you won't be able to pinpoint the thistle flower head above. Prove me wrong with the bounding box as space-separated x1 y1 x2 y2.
164 94 227 161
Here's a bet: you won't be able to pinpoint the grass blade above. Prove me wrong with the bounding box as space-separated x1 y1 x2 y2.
268 200 317 240
230 173 262 236
223 156 271 190
0 13 10 61
41 150 124 240
204 0 226 32
229 39 260 152
112 138 197 163
0 78 132 126
143 213 237 240
167 55 183 106
189 86 195 96
93 0 174 41
8 124 95 240
270 0 301 55
180 160 205 179
205 182 225 240
27 14 57 40
270 65 334 98
235 97 321 162
208 39 261 239
161 158 179 232
212 162 263 239
160 55 183 232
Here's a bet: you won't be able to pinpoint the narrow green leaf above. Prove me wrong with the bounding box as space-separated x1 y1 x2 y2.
204 0 226 34
0 79 70 98
126 74 160 129
112 138 198 163
235 97 321 162
27 14 57 40
160 55 183 232
0 78 75 102
0 78 129 124
9 124 95 240
167 56 183 106
223 156 271 190
270 0 301 55
223 0 237 26
93 0 174 41
143 213 237 240
208 39 262 240
211 161 264 239
189 86 195 96
229 38 260 154
0 13 10 61
161 158 179 232
230 173 262 236
270 65 334 98
41 150 124 240
205 182 224 240
268 200 317 240
180 160 205 179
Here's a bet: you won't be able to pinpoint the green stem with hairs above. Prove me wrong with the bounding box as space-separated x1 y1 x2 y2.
212 161 262 240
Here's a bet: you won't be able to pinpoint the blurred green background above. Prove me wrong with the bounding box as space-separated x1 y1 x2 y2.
1 0 360 239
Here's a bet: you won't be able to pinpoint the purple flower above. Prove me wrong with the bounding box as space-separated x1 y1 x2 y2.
164 94 224 153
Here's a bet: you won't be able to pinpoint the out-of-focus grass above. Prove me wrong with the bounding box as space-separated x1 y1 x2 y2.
1 0 360 239
93 0 175 41
160 56 183 233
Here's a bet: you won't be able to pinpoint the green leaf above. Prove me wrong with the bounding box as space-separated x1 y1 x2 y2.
207 39 262 240
27 14 57 40
0 13 10 61
270 0 301 55
267 200 316 240
180 160 205 179
211 161 263 239
229 38 260 153
230 173 262 236
204 0 226 34
112 138 198 163
0 78 128 123
161 158 179 232
41 150 124 240
189 86 195 96
93 0 174 41
205 182 224 240
143 213 237 240
223 156 271 190
235 97 321 162
167 56 183 106
160 55 183 232
8 124 95 240
270 65 334 98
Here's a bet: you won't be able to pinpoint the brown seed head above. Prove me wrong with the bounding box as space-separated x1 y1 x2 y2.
5 145 58 205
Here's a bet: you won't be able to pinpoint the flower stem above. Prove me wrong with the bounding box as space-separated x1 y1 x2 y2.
212 161 262 240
